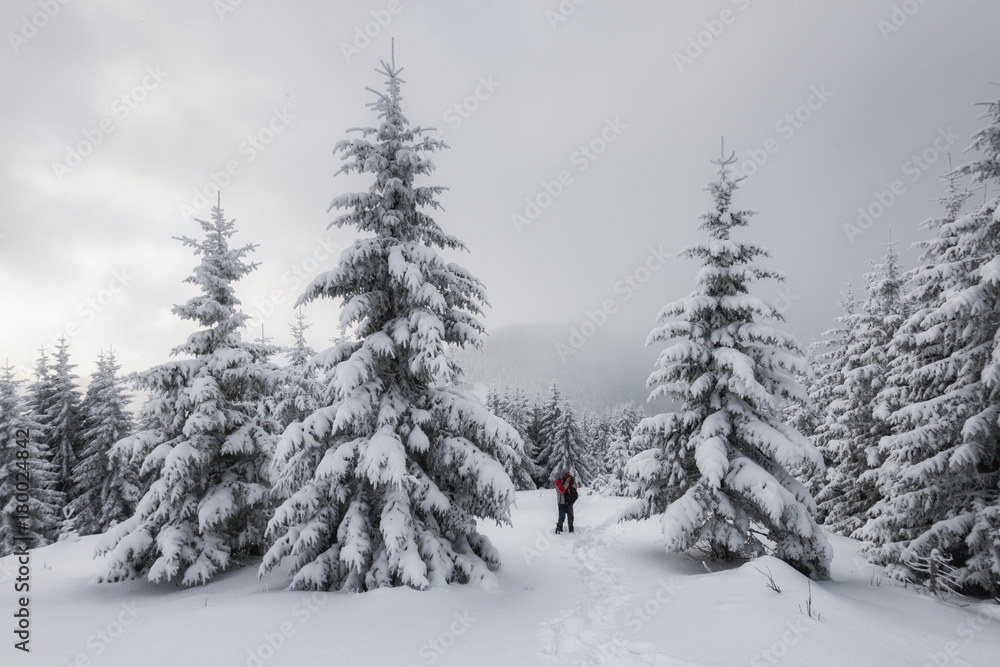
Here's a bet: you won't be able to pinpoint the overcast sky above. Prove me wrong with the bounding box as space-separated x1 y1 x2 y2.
2 0 999 387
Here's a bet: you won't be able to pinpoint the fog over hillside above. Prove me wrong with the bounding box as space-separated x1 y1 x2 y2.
452 323 673 414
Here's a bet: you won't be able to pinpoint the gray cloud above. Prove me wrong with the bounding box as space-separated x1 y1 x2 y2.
1 0 997 387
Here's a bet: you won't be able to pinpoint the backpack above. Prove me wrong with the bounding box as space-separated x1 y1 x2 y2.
564 484 578 505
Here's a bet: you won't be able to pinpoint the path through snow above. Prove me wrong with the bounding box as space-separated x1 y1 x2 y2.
537 512 703 666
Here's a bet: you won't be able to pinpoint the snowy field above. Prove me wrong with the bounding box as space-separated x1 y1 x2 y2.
2 491 998 667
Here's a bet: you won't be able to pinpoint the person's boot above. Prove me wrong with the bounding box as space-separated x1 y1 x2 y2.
555 522 562 534
568 517 574 533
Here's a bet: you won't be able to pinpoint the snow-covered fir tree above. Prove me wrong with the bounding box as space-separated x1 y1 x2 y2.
603 434 632 497
273 310 324 430
45 336 84 501
859 94 1000 595
287 310 317 368
775 342 826 493
816 240 905 536
624 145 831 579
538 399 594 485
525 392 549 487
612 402 644 438
24 340 82 505
25 347 53 441
67 349 137 536
97 198 281 586
535 381 564 481
486 385 539 490
600 403 643 496
0 364 62 555
781 342 821 442
858 170 975 584
583 409 611 480
504 387 543 486
536 382 596 484
261 54 523 592
808 285 860 514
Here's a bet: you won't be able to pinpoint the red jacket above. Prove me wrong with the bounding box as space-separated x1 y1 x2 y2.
555 478 577 504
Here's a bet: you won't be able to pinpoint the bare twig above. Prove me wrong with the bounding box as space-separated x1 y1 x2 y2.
755 566 781 593
799 580 822 620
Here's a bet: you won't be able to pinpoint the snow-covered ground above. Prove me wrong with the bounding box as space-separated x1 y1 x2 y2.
2 491 998 667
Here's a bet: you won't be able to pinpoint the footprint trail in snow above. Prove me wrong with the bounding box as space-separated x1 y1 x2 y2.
537 515 705 666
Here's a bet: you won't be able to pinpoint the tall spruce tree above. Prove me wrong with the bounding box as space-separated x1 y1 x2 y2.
0 364 62 554
539 400 594 484
46 336 84 501
25 347 53 449
624 145 830 579
526 392 549 487
97 198 280 586
809 285 860 519
67 349 136 535
535 382 564 481
486 385 539 490
261 54 523 592
859 93 1000 595
817 240 905 536
506 387 543 488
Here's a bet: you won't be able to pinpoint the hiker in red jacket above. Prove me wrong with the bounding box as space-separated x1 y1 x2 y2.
555 471 578 534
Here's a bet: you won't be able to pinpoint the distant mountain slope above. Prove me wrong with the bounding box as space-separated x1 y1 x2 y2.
452 323 671 414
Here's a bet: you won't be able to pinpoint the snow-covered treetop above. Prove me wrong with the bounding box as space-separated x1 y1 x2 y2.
287 310 316 369
647 144 804 409
863 234 905 321
171 196 259 357
51 336 80 389
299 52 489 388
0 363 22 412
328 54 459 250
698 143 752 240
956 91 1000 184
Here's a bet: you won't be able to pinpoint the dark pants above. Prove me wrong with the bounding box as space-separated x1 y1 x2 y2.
557 503 574 532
